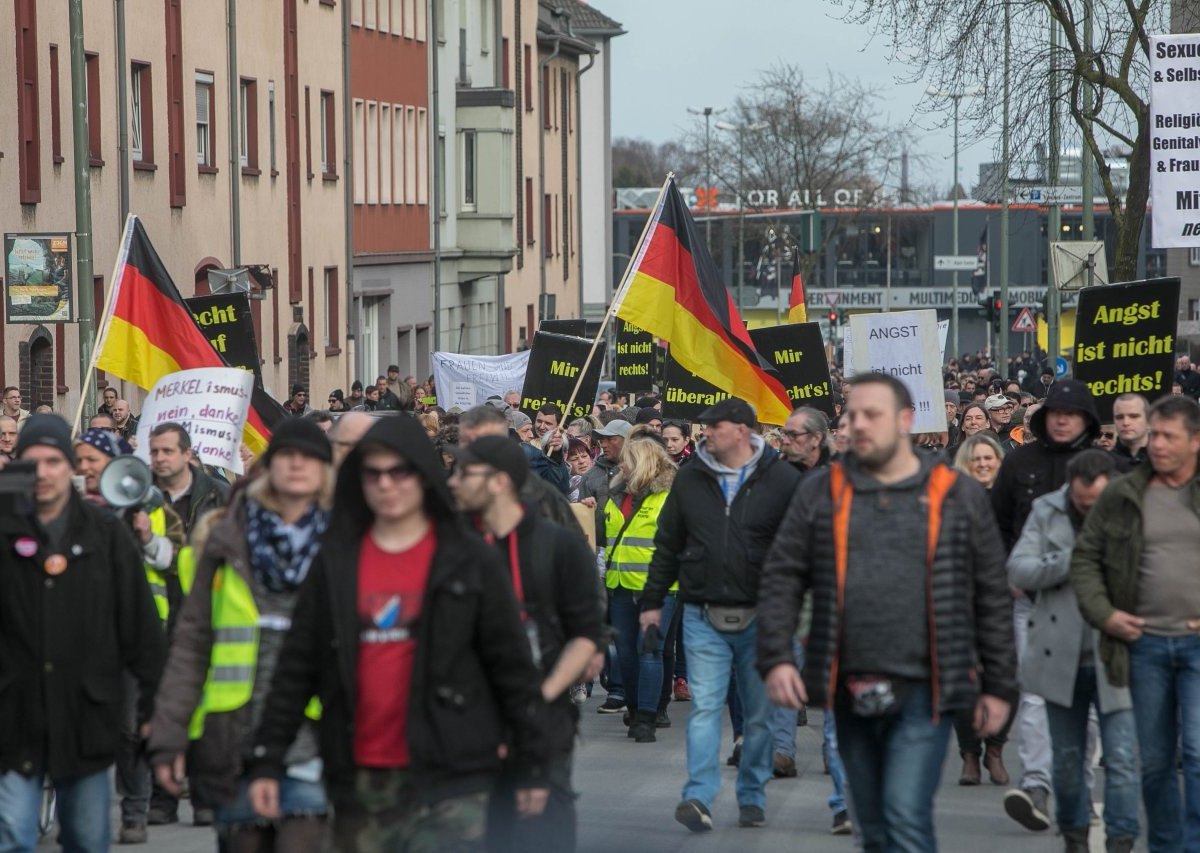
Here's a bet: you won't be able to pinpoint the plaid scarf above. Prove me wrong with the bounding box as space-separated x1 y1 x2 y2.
245 498 329 593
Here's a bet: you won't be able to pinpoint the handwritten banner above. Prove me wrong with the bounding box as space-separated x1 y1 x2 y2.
847 309 944 433
134 367 254 474
1073 277 1181 421
431 350 531 410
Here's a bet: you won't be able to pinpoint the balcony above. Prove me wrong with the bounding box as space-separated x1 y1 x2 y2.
455 88 515 276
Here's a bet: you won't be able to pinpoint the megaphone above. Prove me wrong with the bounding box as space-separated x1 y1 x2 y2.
98 456 164 512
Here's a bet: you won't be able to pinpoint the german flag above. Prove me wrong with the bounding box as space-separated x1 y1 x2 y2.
613 178 792 425
787 253 807 324
97 216 280 456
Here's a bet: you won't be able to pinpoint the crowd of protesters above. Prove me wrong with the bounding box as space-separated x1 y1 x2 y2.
0 345 1198 852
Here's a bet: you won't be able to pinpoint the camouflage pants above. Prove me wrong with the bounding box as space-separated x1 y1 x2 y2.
332 768 487 853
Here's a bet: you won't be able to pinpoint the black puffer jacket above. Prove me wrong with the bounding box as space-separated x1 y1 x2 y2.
756 456 1018 711
249 416 547 803
641 440 800 609
991 379 1101 549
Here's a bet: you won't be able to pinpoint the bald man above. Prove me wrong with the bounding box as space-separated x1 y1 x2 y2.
330 411 375 467
111 399 139 441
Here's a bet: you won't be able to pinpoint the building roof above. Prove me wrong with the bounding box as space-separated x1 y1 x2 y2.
570 1 625 35
537 1 599 55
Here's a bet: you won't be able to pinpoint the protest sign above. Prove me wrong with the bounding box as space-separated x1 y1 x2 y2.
848 309 944 433
749 323 835 417
4 233 72 323
538 319 587 338
185 293 262 387
1073 277 1181 422
844 318 948 377
134 367 253 474
520 332 605 419
431 350 530 410
663 351 732 421
1150 35 1200 248
614 319 656 391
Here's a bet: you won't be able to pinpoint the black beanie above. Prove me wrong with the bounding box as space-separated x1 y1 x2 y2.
264 417 332 464
15 413 76 465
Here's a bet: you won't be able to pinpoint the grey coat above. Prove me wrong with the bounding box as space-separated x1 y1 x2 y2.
1007 485 1131 713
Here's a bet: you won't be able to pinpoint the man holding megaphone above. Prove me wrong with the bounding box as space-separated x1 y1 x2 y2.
74 428 186 844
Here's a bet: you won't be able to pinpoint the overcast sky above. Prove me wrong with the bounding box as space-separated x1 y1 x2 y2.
596 0 995 196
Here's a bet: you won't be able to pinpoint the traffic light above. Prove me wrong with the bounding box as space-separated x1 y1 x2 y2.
828 310 839 326
992 296 1004 333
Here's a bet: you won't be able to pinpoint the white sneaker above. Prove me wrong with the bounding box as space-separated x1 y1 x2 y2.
569 683 588 706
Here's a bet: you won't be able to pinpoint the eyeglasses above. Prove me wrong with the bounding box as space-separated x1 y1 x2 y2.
781 429 812 441
1100 432 1115 440
362 461 419 483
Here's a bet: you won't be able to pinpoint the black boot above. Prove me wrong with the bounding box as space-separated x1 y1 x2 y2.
630 710 657 743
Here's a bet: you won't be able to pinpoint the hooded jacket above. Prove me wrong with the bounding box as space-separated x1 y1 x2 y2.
991 379 1101 550
640 436 800 609
249 415 547 802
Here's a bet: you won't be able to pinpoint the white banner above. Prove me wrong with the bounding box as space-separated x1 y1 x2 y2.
847 309 945 433
134 367 254 474
431 350 531 410
1150 34 1200 248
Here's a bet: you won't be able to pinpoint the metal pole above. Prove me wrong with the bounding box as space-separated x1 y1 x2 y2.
885 214 892 313
1047 13 1062 367
951 95 960 362
115 0 130 226
69 0 96 413
999 0 1011 373
1081 0 1094 242
227 0 241 266
430 0 441 351
704 109 712 250
736 128 745 311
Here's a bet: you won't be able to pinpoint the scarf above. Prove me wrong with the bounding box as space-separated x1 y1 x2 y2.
245 498 330 593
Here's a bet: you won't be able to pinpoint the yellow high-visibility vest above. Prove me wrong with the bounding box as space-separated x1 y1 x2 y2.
604 491 675 592
177 545 196 596
188 565 320 740
145 508 170 622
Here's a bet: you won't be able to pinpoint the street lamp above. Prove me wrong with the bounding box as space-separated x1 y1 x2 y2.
688 106 726 251
716 119 769 311
926 86 981 362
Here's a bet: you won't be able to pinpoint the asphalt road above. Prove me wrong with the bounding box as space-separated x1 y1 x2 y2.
63 690 1102 851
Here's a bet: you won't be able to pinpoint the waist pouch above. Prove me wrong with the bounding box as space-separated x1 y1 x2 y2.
704 604 757 633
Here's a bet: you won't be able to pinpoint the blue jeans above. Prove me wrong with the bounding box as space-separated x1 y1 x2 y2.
770 639 805 759
0 768 110 852
681 604 772 809
835 683 952 853
610 588 676 713
824 711 848 814
1044 666 1138 839
1128 633 1200 853
217 773 328 826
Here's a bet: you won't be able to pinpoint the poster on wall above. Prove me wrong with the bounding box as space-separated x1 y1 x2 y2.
4 233 73 323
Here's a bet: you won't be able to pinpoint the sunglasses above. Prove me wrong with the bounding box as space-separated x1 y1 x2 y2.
362 461 419 483
1100 432 1115 440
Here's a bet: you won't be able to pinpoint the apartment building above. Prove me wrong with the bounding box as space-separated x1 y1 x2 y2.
349 0 434 383
1 0 346 412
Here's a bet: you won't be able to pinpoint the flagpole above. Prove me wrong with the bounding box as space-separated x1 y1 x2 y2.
71 213 136 435
552 174 673 447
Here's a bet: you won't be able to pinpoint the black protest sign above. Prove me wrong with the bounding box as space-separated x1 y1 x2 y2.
663 351 731 421
538 319 587 338
185 293 263 387
614 319 655 391
520 332 605 420
749 323 835 417
1073 277 1180 422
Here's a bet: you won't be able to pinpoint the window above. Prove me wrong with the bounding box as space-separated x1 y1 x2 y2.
351 0 362 26
523 45 532 110
353 100 365 203
415 0 426 41
15 0 41 202
1190 247 1200 267
365 0 375 29
366 101 378 204
86 52 102 165
461 129 476 208
131 63 154 165
195 71 215 170
324 267 339 350
525 178 534 245
304 85 312 178
541 65 550 128
436 129 445 217
501 38 510 89
404 106 416 204
416 108 428 204
392 105 403 202
378 0 389 33
49 45 62 165
320 90 336 178
403 0 415 38
390 0 401 35
479 0 490 54
380 105 391 203
544 194 553 258
268 80 277 174
239 77 258 172
165 0 185 205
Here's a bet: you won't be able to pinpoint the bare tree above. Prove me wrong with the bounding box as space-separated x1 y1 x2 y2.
836 0 1168 280
612 138 699 188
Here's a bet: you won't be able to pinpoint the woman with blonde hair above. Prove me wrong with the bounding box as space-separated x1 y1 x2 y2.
954 433 1006 491
416 411 440 440
604 435 678 743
